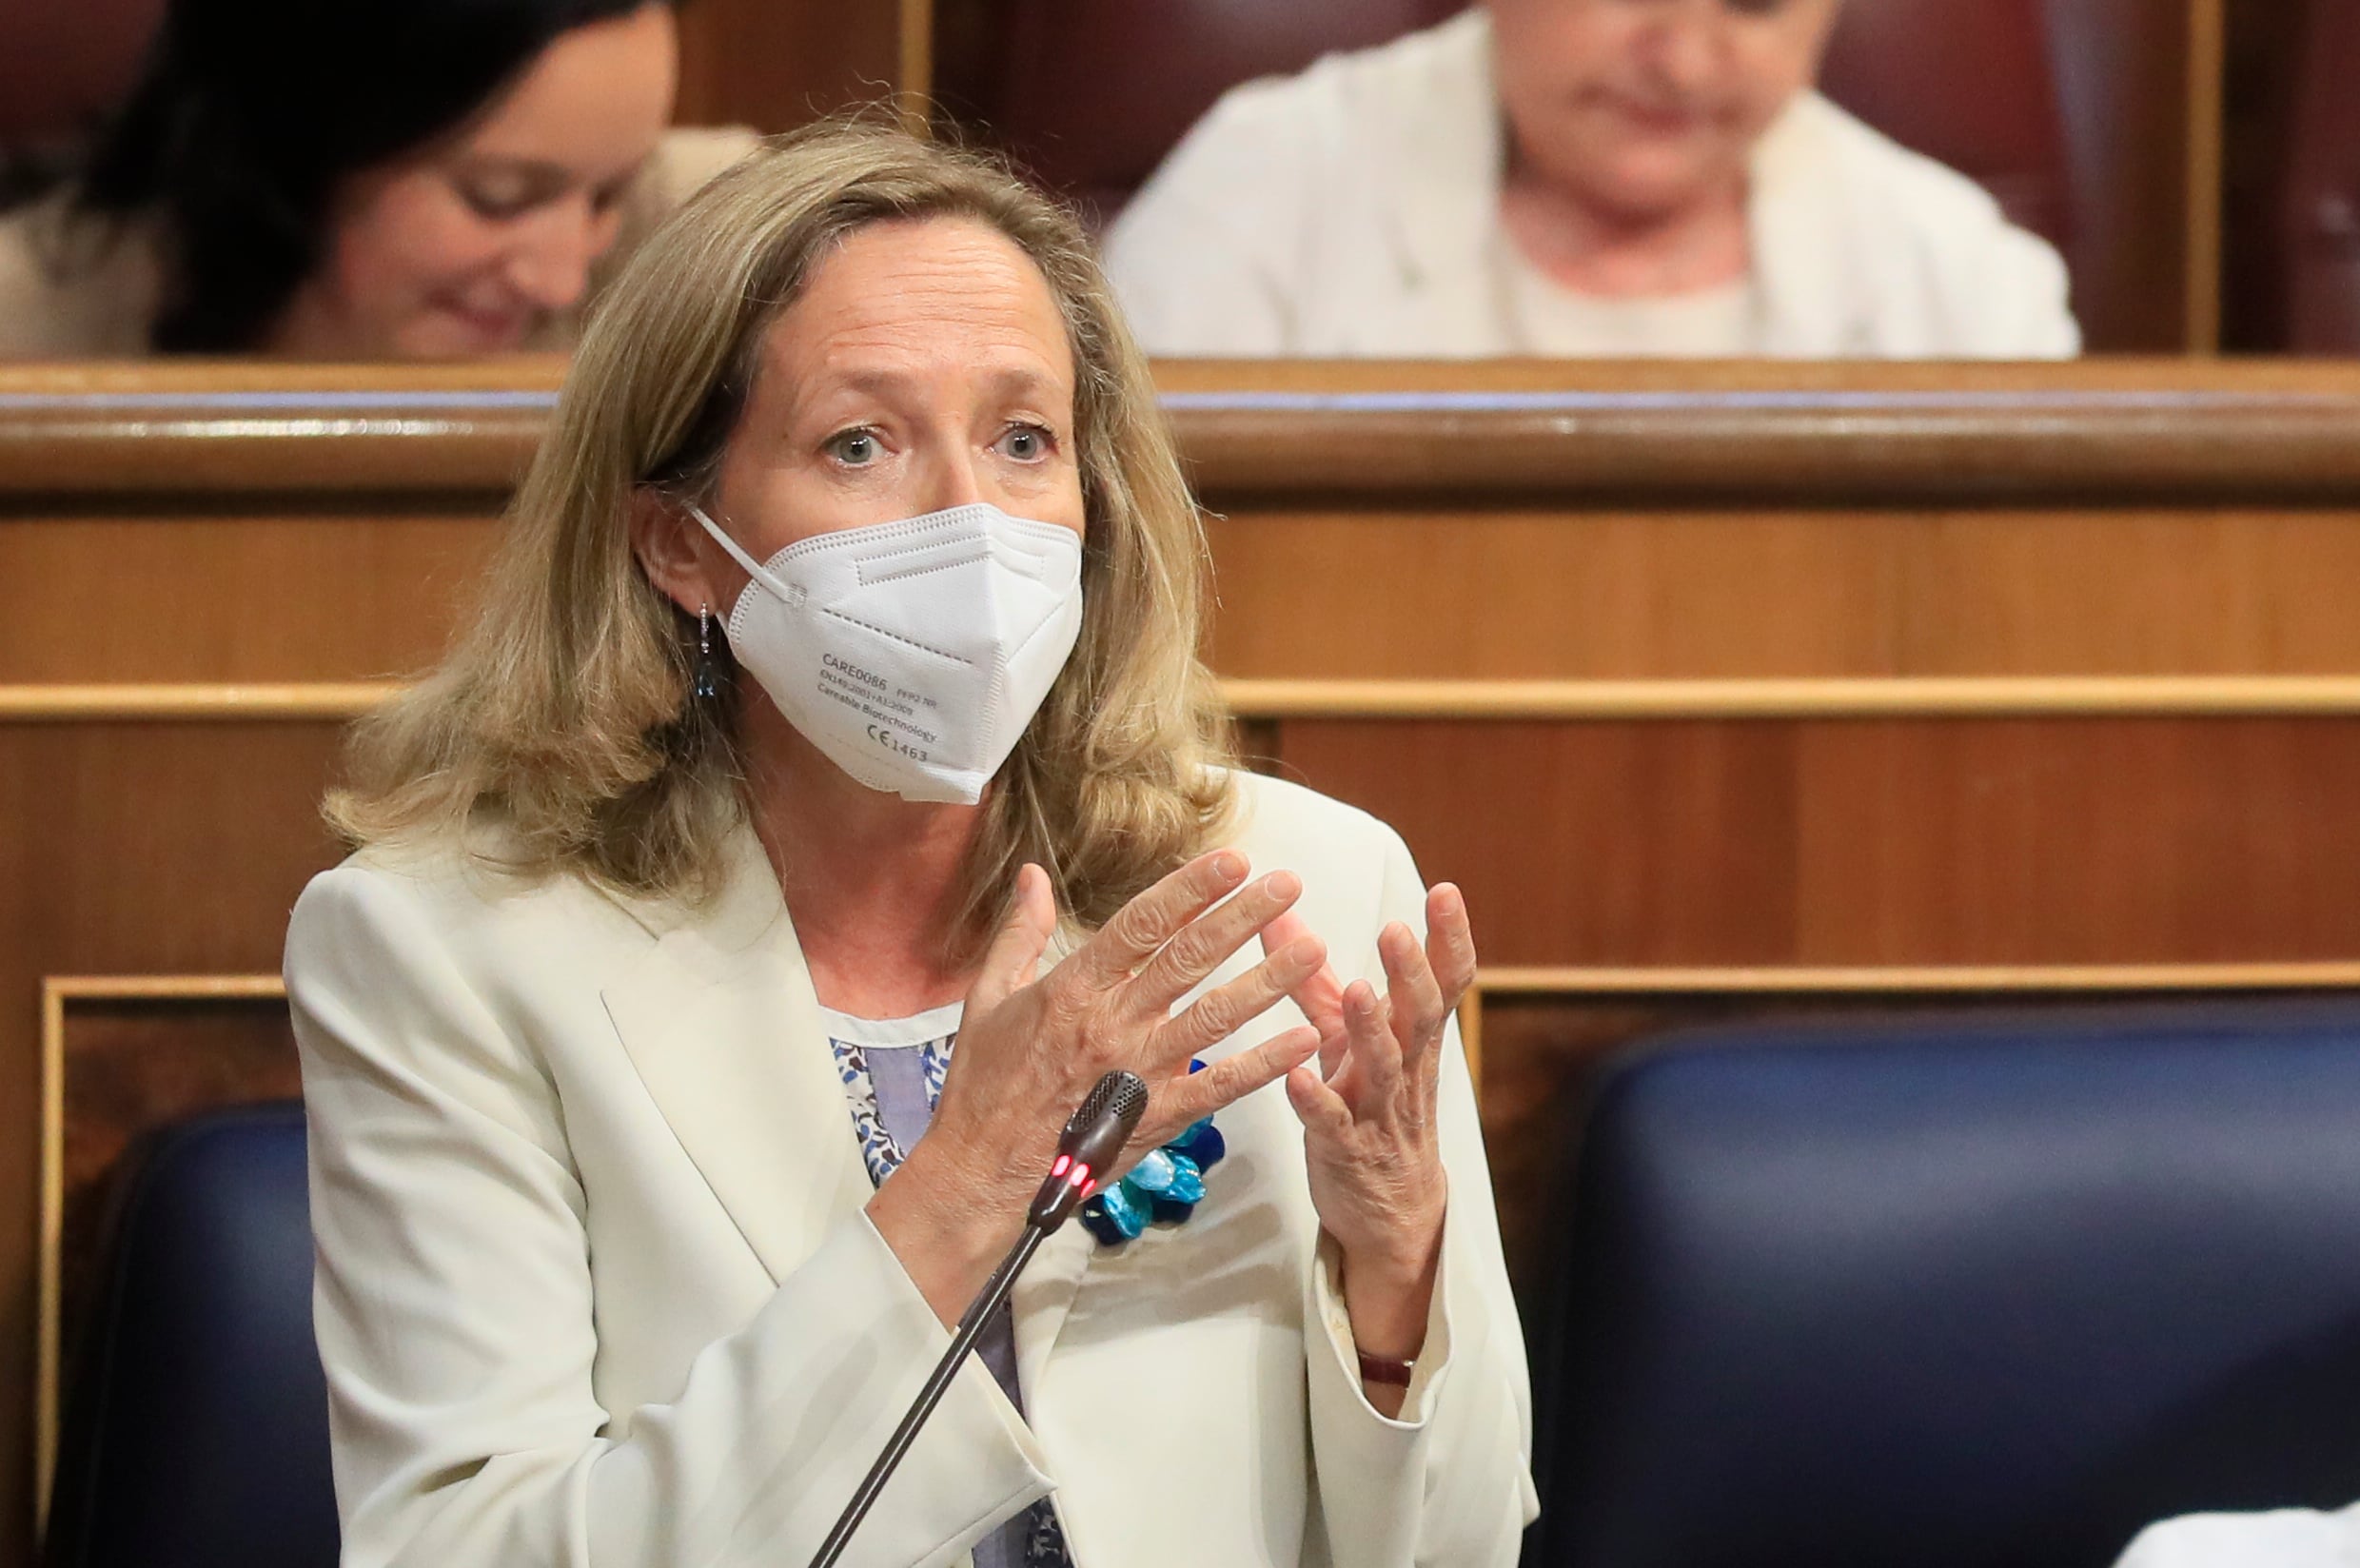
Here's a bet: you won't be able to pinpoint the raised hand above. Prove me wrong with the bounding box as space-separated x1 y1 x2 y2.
874 850 1328 1323
1264 884 1476 1384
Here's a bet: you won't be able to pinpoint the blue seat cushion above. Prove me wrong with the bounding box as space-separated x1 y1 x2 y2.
1528 998 2360 1568
47 1100 337 1568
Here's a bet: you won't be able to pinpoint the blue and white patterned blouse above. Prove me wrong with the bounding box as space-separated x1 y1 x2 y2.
821 1002 1072 1568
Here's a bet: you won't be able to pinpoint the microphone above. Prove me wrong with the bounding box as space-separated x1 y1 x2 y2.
809 1070 1149 1568
1028 1068 1150 1229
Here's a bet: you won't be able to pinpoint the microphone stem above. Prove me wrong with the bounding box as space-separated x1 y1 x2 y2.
807 1221 1051 1568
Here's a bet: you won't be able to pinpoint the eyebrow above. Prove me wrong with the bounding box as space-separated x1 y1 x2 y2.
826 363 1070 403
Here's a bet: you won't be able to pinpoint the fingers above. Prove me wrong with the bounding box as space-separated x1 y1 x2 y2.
1379 920 1448 1096
1159 931 1328 1063
1424 883 1478 1006
1130 869 1305 1015
1150 1024 1321 1135
968 863 1056 1014
1261 909 1350 1074
1258 908 1317 958
1341 976 1404 1107
1068 850 1250 990
1285 1062 1354 1138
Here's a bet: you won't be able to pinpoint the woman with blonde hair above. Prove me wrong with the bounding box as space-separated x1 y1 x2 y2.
286 123 1535 1568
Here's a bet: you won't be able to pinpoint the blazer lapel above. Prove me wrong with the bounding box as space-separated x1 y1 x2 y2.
603 832 1106 1385
600 826 872 1285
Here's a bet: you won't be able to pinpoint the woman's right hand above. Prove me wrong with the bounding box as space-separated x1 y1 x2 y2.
870 850 1328 1323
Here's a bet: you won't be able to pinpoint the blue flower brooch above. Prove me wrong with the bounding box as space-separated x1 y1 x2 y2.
1078 1060 1227 1245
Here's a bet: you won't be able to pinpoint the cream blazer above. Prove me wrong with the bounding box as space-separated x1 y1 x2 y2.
0 127 757 358
285 770 1538 1568
1102 10 2080 360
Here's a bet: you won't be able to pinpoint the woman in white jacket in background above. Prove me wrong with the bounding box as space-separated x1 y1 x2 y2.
1105 0 2079 360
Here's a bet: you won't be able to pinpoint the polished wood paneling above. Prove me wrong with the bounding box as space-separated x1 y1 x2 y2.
674 0 908 133
14 362 2360 687
1271 715 2360 967
2218 0 2310 351
0 360 559 492
2047 0 2212 350
0 721 348 1553
45 990 297 1362
0 515 494 684
1155 358 2360 498
2185 0 2230 351
1203 507 2360 680
24 503 2360 687
19 359 2360 499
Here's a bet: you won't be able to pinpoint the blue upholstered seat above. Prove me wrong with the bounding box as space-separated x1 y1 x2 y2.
45 1100 337 1568
1527 999 2360 1568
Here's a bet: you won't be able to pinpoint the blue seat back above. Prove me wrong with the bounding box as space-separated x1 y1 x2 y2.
46 1101 337 1568
1527 999 2360 1568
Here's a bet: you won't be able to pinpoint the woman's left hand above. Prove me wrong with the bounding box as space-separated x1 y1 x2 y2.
1267 883 1476 1384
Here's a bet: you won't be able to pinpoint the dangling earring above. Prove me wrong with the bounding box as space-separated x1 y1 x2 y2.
692 603 721 701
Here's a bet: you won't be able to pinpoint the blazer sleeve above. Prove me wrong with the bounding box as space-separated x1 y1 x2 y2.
1298 827 1540 1566
287 863 1053 1568
1100 85 1307 358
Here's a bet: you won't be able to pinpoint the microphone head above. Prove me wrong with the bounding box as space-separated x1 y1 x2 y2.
1065 1069 1149 1146
1030 1070 1151 1232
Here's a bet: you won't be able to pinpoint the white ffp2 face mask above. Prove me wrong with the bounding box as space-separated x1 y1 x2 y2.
688 501 1086 805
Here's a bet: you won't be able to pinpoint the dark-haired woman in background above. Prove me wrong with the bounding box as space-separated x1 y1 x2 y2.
0 0 750 357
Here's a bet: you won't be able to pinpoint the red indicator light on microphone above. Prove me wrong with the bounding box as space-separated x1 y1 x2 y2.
1050 1154 1071 1178
1068 1162 1092 1188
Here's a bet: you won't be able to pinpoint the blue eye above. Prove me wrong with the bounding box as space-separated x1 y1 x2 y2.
999 423 1052 461
828 429 879 465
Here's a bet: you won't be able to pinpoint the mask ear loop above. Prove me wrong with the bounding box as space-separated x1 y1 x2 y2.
685 501 794 605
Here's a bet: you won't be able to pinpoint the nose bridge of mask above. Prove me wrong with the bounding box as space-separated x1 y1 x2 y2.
853 532 992 589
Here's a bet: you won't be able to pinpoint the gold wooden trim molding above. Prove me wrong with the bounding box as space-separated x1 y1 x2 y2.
2185 0 2228 354
35 974 288 1539
0 683 401 721
23 676 2360 725
1453 962 2360 1114
1222 677 2360 720
1454 993 1481 1088
895 0 933 137
1471 963 2360 996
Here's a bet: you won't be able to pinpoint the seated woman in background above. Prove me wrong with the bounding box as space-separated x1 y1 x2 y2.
1104 0 2080 360
0 0 750 357
285 124 1535 1566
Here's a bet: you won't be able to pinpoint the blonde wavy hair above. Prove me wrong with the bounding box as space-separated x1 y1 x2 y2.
329 121 1236 960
